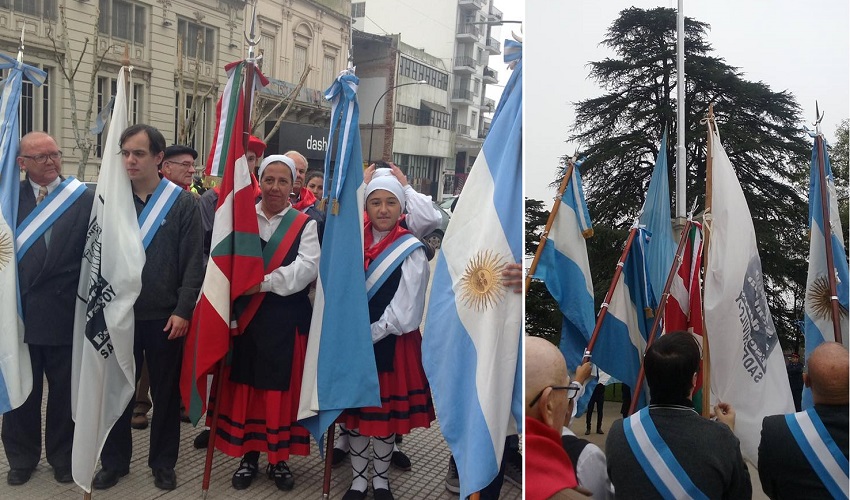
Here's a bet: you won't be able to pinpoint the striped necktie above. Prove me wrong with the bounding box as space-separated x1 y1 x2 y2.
36 185 48 205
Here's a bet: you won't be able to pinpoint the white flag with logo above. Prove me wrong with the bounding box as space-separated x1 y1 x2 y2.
704 124 794 464
70 67 144 492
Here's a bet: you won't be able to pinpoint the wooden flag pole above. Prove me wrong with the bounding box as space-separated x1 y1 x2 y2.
322 425 336 498
201 360 225 498
628 215 695 415
814 132 844 345
700 104 716 418
524 158 576 291
582 223 641 363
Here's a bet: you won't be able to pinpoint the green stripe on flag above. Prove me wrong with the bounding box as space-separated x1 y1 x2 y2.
211 231 266 259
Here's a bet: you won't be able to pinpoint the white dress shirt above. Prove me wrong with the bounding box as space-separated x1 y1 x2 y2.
255 202 320 296
29 176 62 199
561 426 616 499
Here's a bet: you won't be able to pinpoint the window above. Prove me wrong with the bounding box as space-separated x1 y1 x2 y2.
95 76 143 157
257 32 277 76
293 45 307 79
397 57 448 91
1 0 57 19
0 65 51 135
351 2 365 17
473 78 480 97
178 18 216 63
322 55 336 88
174 92 212 164
99 0 145 44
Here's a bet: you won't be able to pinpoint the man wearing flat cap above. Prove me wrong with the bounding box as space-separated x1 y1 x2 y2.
161 145 198 190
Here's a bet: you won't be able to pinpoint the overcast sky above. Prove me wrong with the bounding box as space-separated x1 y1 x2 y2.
525 0 850 204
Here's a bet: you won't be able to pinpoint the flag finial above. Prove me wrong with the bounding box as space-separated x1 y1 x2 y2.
244 2 261 60
814 101 824 136
16 25 24 63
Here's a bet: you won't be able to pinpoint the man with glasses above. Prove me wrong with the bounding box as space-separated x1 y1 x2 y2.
3 132 93 486
92 124 203 491
526 336 591 499
606 331 751 499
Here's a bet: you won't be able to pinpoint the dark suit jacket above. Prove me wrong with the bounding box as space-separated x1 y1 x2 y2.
17 178 94 346
759 404 849 499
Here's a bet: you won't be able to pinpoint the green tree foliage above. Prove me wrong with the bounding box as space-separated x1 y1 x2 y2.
567 7 809 344
525 198 562 343
831 119 849 252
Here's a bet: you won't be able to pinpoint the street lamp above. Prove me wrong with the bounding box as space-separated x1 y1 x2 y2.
368 80 427 164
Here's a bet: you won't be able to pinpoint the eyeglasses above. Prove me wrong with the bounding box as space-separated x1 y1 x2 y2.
164 160 196 169
20 151 62 164
528 385 579 407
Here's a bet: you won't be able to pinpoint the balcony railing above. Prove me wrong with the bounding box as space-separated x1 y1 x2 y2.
485 37 501 53
458 0 485 10
483 66 498 83
456 24 480 38
489 4 503 20
456 124 470 136
454 55 475 70
451 88 474 102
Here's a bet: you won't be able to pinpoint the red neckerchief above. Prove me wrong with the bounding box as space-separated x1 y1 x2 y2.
363 218 411 270
525 417 578 500
291 187 316 211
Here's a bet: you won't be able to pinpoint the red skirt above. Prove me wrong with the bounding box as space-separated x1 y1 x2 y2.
211 331 311 463
340 330 435 437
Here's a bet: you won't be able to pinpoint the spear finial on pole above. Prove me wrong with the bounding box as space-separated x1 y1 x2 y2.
16 26 25 63
244 1 261 62
814 100 824 136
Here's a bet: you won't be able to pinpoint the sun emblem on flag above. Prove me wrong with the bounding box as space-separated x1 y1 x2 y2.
0 228 12 271
807 275 848 321
459 249 508 311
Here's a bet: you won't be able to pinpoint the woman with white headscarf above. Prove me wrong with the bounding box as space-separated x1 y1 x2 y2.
212 155 320 492
339 167 436 500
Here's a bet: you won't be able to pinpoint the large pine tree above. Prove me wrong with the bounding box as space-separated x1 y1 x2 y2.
569 7 809 343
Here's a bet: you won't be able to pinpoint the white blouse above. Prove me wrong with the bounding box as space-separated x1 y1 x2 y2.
255 202 320 296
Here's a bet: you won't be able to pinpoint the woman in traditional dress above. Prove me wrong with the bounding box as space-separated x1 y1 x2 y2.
212 154 320 492
340 168 436 500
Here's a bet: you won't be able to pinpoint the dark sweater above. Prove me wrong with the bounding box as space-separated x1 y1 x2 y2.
606 407 752 499
133 189 204 320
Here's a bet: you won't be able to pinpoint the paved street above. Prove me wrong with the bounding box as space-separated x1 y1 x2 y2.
0 402 521 499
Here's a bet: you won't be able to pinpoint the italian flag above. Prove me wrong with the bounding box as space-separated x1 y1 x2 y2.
665 221 704 406
180 61 267 423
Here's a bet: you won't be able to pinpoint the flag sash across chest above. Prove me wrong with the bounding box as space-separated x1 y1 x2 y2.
0 55 44 414
15 177 87 260
422 49 522 499
703 123 794 464
785 409 849 499
137 178 182 250
70 66 145 492
365 234 423 300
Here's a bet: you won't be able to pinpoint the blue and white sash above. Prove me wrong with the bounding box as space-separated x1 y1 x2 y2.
786 409 849 499
138 178 182 249
16 177 87 259
365 233 423 300
623 408 709 500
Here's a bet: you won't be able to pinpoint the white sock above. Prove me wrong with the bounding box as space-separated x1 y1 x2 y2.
372 434 394 491
348 430 370 493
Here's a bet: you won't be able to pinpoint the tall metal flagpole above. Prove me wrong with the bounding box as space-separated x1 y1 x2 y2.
675 0 686 225
524 156 578 291
813 104 844 345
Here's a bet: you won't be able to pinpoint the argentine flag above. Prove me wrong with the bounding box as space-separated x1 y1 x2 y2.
534 162 597 416
0 55 44 414
802 135 849 409
422 39 522 499
298 69 381 442
639 129 676 304
593 226 656 410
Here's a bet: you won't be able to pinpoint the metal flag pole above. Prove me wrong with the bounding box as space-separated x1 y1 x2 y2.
524 155 579 291
628 199 698 415
675 0 687 226
813 103 844 344
582 219 642 364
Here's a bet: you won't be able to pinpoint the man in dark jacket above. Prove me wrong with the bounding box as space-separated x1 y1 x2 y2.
2 132 94 486
759 342 848 499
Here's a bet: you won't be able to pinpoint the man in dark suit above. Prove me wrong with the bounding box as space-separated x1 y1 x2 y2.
759 342 849 499
1 131 94 486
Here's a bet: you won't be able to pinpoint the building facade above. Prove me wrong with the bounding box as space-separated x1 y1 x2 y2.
0 0 351 179
351 0 502 198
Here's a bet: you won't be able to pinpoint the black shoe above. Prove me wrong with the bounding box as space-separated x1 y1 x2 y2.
193 429 210 449
7 468 33 486
153 468 176 490
53 466 73 484
374 487 395 500
267 461 294 491
180 408 191 423
332 447 348 467
342 487 367 500
391 450 411 471
584 428 591 435
231 458 258 490
596 429 605 435
92 468 129 490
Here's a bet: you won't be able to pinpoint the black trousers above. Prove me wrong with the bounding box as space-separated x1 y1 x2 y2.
100 318 184 471
1 344 74 471
479 434 519 499
586 383 606 430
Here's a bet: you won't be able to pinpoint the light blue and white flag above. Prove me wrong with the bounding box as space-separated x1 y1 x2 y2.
593 227 656 411
0 54 44 414
534 161 597 416
422 39 522 499
298 69 380 444
802 135 849 409
639 129 676 304
71 66 145 492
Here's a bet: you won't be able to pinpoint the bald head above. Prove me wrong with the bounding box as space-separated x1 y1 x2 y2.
806 342 849 405
526 336 570 430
